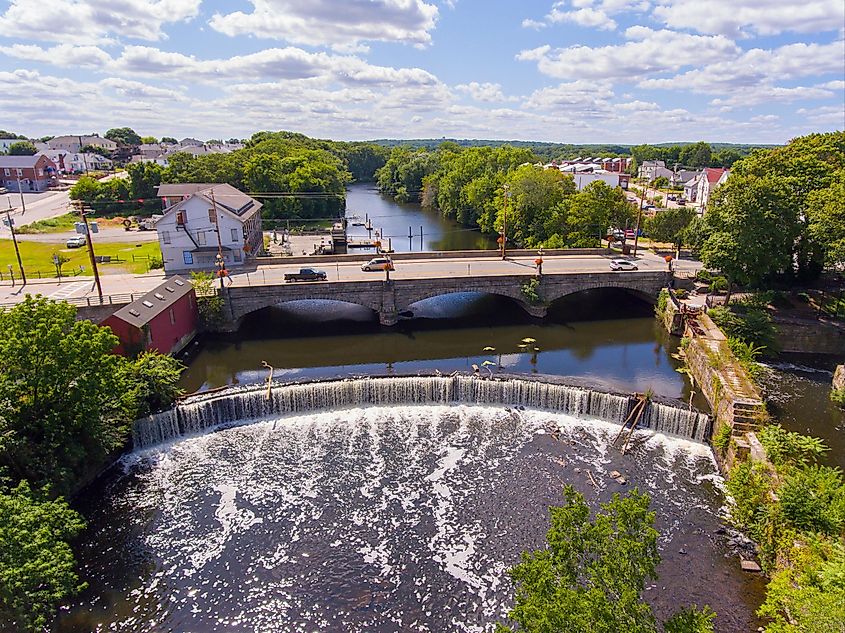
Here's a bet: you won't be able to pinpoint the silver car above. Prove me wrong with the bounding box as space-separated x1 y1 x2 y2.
610 259 638 271
66 236 87 248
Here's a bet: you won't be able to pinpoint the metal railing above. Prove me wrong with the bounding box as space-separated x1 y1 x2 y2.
0 293 140 310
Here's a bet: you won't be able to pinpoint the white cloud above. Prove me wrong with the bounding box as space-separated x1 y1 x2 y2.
209 0 439 50
100 77 187 101
0 43 112 68
797 105 845 126
712 86 835 110
522 81 614 112
455 82 512 102
548 7 617 31
653 0 845 37
525 0 650 31
517 27 739 80
0 0 201 43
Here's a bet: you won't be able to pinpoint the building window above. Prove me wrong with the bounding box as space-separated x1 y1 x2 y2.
16 169 22 176
183 251 193 265
208 209 216 223
231 228 239 242
2 169 8 176
169 308 175 325
198 231 207 246
234 249 242 262
162 231 171 244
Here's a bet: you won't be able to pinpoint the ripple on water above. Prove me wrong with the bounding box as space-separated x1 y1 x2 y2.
63 405 751 632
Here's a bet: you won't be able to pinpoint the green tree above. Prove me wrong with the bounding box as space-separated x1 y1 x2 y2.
645 207 696 257
118 351 185 417
652 176 669 189
679 142 712 169
497 165 575 247
104 127 141 146
7 141 37 156
140 136 158 144
699 174 800 302
0 481 86 632
190 271 224 327
806 169 845 269
161 136 177 144
565 180 634 247
498 486 713 633
0 297 134 493
126 161 164 210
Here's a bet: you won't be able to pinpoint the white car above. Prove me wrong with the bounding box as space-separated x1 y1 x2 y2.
66 236 87 248
361 257 394 271
610 259 638 271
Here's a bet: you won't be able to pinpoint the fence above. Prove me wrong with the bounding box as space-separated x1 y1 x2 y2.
0 292 141 311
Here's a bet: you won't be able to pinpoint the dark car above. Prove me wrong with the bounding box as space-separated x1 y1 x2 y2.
284 268 327 282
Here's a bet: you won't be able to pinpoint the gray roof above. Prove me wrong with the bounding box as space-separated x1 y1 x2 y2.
0 155 47 168
111 275 194 328
158 183 260 218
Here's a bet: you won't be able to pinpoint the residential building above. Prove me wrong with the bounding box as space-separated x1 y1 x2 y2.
102 276 198 356
39 149 113 173
154 183 264 272
0 138 27 153
47 135 118 153
568 171 630 191
0 154 58 191
684 168 730 209
638 160 674 182
671 169 699 187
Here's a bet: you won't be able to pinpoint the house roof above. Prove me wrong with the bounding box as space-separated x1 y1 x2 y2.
110 275 194 329
0 155 52 168
705 168 727 183
157 183 261 219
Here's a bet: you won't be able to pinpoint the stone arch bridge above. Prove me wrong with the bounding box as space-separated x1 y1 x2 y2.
220 269 670 329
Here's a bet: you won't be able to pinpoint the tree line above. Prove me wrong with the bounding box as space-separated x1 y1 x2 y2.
0 297 185 630
69 130 390 221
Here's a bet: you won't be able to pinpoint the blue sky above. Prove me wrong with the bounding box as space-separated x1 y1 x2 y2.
0 0 843 144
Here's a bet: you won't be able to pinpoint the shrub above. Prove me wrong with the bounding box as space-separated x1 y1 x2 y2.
725 461 770 532
695 269 713 283
656 288 669 316
831 388 845 407
779 465 845 536
708 276 728 293
674 288 689 299
520 277 541 304
712 423 732 452
148 255 163 270
759 424 829 467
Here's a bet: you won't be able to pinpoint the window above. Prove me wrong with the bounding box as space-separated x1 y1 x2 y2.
231 228 239 242
176 211 186 225
16 169 22 176
162 230 171 244
208 209 216 223
3 169 8 176
197 231 207 246
183 251 193 265
169 308 176 325
234 249 242 262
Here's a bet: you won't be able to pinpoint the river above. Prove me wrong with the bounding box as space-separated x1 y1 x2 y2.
344 183 497 252
56 187 845 632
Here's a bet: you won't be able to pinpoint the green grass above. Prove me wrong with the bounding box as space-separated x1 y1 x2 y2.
15 213 79 234
0 239 162 277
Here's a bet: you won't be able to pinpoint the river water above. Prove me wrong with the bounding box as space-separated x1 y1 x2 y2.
60 187 835 632
344 183 497 252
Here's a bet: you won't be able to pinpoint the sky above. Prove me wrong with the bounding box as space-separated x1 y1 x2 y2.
0 0 843 144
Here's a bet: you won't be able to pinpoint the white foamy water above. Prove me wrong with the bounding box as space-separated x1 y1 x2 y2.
68 405 728 632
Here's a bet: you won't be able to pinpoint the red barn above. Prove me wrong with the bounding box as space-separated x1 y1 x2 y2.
103 276 199 356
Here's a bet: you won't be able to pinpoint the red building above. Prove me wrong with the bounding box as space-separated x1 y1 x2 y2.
103 276 199 356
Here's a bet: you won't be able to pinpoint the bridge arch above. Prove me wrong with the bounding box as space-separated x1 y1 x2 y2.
399 289 543 321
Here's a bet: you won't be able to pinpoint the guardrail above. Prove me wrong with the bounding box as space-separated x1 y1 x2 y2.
0 293 140 311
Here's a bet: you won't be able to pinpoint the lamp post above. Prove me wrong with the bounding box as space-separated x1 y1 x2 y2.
500 183 510 260
3 208 26 286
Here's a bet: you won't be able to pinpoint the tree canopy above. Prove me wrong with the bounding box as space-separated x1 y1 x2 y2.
498 486 714 633
104 127 141 146
645 207 696 257
7 141 37 156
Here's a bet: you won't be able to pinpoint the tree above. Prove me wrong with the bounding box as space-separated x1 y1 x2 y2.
0 481 86 632
161 136 177 144
565 180 634 247
496 165 575 247
7 141 37 156
126 161 164 211
190 271 224 327
679 142 712 169
0 130 26 140
140 136 158 144
806 169 845 269
645 207 696 258
498 486 714 633
119 352 185 417
104 127 141 146
652 176 669 189
699 173 800 302
0 297 134 493
79 144 112 158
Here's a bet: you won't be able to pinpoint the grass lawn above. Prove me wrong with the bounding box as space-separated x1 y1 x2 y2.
0 239 162 277
16 213 132 234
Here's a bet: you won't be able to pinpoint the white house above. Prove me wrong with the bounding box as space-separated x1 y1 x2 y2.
638 160 674 182
567 171 630 191
47 135 118 153
154 183 263 273
685 168 729 209
39 149 113 173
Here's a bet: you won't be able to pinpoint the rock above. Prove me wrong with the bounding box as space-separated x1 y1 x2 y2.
834 365 845 390
678 547 688 555
610 470 622 479
574 467 581 473
615 476 627 485
740 559 762 573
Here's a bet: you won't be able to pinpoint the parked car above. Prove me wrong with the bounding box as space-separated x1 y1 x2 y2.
66 236 87 248
0 187 7 194
362 257 394 271
284 268 327 282
610 259 638 271
677 198 686 206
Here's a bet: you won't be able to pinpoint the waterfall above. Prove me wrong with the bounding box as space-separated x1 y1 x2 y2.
133 375 711 449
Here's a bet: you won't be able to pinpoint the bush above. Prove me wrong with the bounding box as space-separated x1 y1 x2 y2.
695 269 713 283
709 304 778 353
656 288 669 316
674 288 689 299
148 255 163 270
779 465 845 536
725 461 770 532
831 388 845 407
712 423 732 452
520 277 541 304
758 424 829 467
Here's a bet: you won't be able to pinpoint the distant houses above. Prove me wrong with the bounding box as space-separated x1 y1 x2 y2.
130 140 244 167
153 183 263 273
543 159 631 190
39 149 113 174
684 168 730 208
46 135 118 153
0 154 58 191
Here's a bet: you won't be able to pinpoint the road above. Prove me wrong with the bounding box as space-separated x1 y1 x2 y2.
0 251 686 306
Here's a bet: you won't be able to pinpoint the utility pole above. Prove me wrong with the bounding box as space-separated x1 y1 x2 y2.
211 188 225 290
633 185 645 256
15 173 27 215
3 206 26 286
76 201 103 300
501 183 509 260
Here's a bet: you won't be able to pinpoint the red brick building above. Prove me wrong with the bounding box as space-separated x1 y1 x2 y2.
0 154 58 192
103 276 199 356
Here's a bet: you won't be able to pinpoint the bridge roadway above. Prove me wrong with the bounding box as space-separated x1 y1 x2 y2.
222 251 671 328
